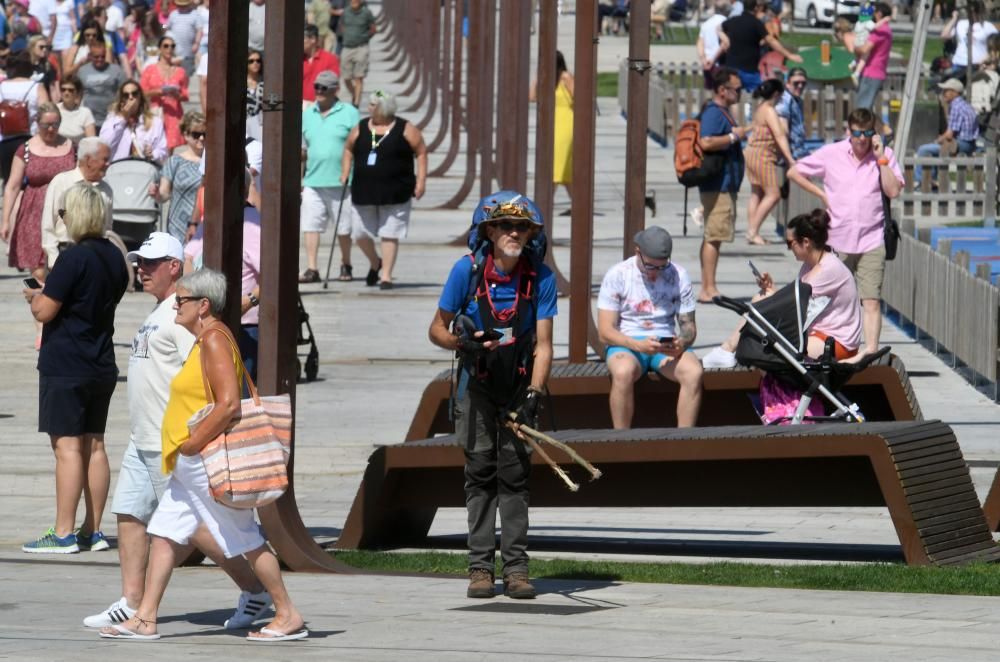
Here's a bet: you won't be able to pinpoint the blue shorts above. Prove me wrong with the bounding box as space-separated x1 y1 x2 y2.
737 69 762 94
606 336 675 373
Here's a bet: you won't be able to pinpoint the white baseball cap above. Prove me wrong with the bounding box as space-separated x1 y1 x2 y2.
127 232 184 263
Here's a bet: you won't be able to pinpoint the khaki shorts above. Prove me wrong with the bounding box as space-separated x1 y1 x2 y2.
840 245 886 300
699 190 737 243
341 44 370 79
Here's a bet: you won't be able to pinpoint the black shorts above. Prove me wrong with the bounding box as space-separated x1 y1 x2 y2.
38 375 117 437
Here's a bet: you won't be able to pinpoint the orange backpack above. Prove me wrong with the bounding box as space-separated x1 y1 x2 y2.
673 103 734 188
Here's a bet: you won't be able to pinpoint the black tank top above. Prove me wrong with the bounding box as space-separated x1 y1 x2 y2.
350 117 415 206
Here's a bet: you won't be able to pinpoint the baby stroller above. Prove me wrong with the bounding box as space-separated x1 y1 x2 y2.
104 158 161 250
297 294 320 382
714 281 890 425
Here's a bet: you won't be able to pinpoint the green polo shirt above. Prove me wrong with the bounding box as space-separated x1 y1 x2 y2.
340 4 376 48
301 101 360 188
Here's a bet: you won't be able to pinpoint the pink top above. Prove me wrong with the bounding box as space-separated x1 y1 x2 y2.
241 209 261 326
799 256 862 351
793 141 904 254
861 23 892 80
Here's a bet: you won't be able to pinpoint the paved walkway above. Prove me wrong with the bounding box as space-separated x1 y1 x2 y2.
1 5 999 660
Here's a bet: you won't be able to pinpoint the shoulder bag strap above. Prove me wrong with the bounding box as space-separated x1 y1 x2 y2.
196 323 261 405
20 80 37 103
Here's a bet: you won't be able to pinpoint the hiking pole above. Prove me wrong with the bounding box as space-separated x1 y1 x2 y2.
322 185 350 290
517 423 602 482
507 422 579 492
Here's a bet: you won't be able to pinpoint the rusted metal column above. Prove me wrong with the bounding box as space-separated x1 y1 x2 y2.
438 0 478 207
496 0 530 191
413 0 440 126
399 2 426 97
425 0 452 152
430 0 464 179
569 0 598 363
622 0 650 258
479 0 497 197
533 2 557 225
202 0 246 330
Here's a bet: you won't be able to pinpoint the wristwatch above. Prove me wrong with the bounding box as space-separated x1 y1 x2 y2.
248 293 260 307
877 157 889 166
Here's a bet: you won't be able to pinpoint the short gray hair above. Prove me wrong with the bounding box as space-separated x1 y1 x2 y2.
715 0 731 15
78 137 108 164
177 268 227 316
369 90 397 118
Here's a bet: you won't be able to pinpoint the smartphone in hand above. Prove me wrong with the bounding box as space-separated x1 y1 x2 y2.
23 277 41 289
472 328 503 343
748 260 762 280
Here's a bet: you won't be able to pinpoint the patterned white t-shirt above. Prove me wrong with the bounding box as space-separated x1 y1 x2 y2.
597 256 696 337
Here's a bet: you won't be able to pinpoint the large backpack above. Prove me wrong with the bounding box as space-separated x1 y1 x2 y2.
674 102 733 188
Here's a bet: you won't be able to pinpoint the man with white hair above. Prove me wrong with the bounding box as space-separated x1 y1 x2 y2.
83 231 271 630
41 137 115 269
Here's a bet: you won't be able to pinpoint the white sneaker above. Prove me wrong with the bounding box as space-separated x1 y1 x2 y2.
702 346 737 369
224 590 273 629
83 597 136 628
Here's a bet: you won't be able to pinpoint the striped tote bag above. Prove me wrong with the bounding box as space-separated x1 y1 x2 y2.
189 326 293 509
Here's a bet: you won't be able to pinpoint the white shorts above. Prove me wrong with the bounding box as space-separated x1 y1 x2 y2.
300 185 358 236
110 441 170 524
354 200 412 240
146 454 266 558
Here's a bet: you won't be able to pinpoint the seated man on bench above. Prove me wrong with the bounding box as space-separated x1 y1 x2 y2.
598 226 703 429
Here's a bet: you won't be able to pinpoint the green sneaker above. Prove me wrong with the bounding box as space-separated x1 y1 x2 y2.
22 528 78 554
76 530 110 552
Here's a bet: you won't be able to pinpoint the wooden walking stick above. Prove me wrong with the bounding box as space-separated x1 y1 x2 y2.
517 424 603 481
507 423 580 492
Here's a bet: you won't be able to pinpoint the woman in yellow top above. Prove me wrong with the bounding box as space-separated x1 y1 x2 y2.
100 268 307 643
532 51 575 208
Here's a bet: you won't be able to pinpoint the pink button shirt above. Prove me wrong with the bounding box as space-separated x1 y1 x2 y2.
793 140 904 255
861 23 891 80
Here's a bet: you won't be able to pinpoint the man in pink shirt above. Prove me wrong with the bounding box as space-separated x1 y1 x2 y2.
787 107 903 357
303 23 340 104
855 2 892 110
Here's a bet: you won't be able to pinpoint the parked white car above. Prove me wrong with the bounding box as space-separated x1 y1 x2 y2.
793 0 861 27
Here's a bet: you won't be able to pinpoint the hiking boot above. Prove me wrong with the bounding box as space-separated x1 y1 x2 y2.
22 527 78 554
467 568 495 598
77 530 110 552
503 572 537 599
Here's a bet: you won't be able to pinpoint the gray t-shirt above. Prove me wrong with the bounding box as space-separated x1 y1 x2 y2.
78 62 126 127
340 3 376 48
248 2 266 51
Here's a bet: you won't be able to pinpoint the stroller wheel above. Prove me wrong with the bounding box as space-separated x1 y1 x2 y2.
305 350 319 382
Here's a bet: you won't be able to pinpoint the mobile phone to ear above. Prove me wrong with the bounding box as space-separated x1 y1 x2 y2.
23 277 41 289
748 260 762 280
658 336 675 344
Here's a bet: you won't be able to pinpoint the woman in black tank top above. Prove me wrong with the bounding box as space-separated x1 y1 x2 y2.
342 90 427 289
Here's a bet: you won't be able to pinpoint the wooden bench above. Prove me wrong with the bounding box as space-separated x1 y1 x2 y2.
404 354 923 441
337 421 1000 566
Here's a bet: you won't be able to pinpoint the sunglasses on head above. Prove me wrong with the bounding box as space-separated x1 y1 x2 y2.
850 128 876 138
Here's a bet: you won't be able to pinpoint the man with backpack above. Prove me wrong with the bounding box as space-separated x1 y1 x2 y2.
696 66 746 303
428 191 557 601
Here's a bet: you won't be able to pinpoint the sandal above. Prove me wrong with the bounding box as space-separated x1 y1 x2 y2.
337 264 353 282
746 234 770 246
298 268 320 284
365 259 382 287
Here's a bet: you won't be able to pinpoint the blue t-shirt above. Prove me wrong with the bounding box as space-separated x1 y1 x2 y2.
698 101 744 193
438 254 558 335
39 237 129 379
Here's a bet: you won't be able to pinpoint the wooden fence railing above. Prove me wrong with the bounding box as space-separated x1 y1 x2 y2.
897 155 993 222
882 231 1000 394
620 61 913 143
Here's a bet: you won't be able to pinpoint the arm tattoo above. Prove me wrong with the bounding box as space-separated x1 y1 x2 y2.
677 312 697 348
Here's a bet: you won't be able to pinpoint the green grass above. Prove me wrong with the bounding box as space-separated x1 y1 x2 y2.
335 550 1000 596
597 71 619 97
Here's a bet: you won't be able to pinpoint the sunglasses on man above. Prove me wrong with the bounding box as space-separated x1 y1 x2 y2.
314 83 337 92
850 128 876 138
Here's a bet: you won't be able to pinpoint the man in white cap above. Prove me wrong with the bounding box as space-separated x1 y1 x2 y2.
83 232 272 631
298 69 360 283
913 78 980 189
597 226 704 429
